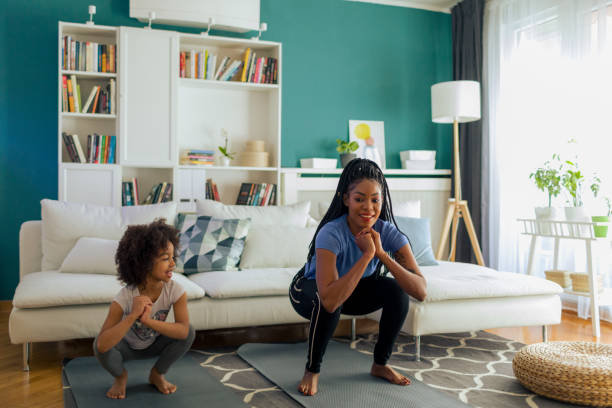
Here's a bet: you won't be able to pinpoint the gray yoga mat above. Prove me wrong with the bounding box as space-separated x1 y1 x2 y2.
238 341 470 408
62 353 245 408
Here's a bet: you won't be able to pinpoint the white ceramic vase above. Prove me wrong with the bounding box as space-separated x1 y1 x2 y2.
564 206 591 237
219 156 230 167
534 207 564 234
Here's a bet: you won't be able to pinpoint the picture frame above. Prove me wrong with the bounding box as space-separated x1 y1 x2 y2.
348 120 386 169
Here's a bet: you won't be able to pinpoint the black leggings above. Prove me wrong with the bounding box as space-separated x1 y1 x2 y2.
289 267 409 373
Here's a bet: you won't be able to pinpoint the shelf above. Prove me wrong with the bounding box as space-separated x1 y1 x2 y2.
61 113 116 119
179 78 279 92
564 288 612 305
60 22 117 37
281 168 451 176
179 33 280 50
60 162 118 168
178 165 277 172
61 70 117 78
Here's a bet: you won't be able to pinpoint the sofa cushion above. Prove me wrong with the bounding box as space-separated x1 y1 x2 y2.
420 261 563 302
175 214 251 274
12 271 204 309
196 199 311 228
240 226 316 269
394 200 421 218
394 217 438 266
188 268 297 299
60 237 119 275
41 199 177 271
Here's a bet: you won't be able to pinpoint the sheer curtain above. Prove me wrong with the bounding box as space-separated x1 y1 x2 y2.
484 0 612 322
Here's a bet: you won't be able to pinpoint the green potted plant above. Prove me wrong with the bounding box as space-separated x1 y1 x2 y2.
591 178 609 237
217 129 235 166
336 139 359 168
529 154 562 221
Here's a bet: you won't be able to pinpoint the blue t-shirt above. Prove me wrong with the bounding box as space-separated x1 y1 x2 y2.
304 214 409 280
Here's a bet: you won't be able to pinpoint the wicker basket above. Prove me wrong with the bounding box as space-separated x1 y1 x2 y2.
513 342 612 407
544 270 571 288
570 273 604 293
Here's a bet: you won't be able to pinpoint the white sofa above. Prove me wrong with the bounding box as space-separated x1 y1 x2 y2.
9 199 563 369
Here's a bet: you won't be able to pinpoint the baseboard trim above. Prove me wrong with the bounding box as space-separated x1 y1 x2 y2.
0 300 12 312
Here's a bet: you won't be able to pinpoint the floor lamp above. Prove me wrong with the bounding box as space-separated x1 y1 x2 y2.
431 80 485 266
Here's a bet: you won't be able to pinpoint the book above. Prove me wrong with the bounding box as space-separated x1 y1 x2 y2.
108 135 116 164
212 181 220 201
236 183 252 205
90 86 101 113
215 56 230 80
109 79 116 114
62 132 77 162
132 177 139 205
70 75 80 112
81 86 98 114
72 134 86 163
66 77 75 112
62 76 68 112
241 48 251 82
161 183 173 202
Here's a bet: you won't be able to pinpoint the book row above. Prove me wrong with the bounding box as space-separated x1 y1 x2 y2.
235 183 277 206
179 48 278 84
62 75 115 114
62 132 116 164
205 178 221 201
62 36 116 73
122 179 173 206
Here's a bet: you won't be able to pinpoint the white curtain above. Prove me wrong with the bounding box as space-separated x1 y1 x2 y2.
484 0 612 322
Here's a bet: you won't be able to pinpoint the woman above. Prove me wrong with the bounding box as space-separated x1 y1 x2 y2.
289 158 427 396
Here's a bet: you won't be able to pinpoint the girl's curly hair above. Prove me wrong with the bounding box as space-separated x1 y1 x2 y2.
115 218 180 287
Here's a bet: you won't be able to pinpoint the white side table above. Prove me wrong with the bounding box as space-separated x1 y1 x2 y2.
518 218 612 338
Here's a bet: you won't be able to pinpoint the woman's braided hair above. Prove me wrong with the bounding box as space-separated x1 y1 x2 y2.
306 158 408 274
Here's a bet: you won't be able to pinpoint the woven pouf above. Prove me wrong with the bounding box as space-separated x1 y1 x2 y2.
513 341 612 407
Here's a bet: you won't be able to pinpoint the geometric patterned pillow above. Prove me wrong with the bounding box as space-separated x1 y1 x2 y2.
175 214 251 275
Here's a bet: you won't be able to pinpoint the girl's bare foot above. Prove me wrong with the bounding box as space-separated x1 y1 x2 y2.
298 370 319 396
106 370 128 399
371 363 411 385
149 367 177 395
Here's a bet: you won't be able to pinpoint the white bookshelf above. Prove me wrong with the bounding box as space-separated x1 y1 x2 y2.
58 22 282 209
58 22 120 206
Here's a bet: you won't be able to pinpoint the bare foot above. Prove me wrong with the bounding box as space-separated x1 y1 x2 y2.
106 370 128 399
298 370 319 396
149 367 177 395
371 363 411 385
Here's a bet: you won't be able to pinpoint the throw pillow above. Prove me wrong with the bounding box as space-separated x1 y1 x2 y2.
175 214 251 275
60 237 119 275
195 199 311 228
394 200 421 218
41 199 123 271
394 216 438 266
240 226 317 269
121 201 178 226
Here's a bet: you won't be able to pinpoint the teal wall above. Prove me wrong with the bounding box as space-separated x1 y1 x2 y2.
0 0 451 300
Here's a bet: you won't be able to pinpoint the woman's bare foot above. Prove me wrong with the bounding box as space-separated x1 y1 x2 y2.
149 367 177 395
298 370 319 396
371 363 411 385
106 370 128 399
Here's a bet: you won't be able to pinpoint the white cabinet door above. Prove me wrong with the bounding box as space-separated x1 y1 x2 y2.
59 165 121 207
120 27 177 166
176 168 208 212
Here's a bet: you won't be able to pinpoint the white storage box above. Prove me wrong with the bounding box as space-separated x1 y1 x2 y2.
300 158 338 169
400 150 436 162
403 159 436 170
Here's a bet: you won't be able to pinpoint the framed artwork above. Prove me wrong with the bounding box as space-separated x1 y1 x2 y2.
348 120 385 169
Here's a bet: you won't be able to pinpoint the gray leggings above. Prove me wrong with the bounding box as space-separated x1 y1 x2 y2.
94 325 195 377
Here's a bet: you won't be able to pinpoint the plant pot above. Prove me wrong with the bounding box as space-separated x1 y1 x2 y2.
592 215 609 238
219 156 231 167
534 207 563 234
340 153 357 168
564 206 590 237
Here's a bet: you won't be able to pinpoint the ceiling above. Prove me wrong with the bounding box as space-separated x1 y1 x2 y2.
349 0 460 13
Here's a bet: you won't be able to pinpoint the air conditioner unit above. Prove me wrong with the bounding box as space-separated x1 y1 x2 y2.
130 0 260 33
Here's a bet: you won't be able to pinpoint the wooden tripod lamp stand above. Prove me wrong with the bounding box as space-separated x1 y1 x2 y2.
431 80 485 266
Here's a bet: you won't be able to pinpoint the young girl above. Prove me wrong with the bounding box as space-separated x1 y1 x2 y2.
94 219 195 399
289 158 427 396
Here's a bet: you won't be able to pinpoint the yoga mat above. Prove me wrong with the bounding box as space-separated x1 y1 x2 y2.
62 353 245 408
238 341 470 408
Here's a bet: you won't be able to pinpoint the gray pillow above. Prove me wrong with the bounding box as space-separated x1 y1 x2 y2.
394 216 439 266
175 214 251 275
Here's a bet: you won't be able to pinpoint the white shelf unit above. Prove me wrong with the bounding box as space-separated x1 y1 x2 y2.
175 33 282 212
58 22 120 206
518 218 612 338
58 22 282 210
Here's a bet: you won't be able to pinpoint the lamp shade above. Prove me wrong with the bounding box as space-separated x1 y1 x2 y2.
431 80 481 124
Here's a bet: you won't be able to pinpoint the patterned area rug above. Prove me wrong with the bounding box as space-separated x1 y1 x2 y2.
190 331 580 408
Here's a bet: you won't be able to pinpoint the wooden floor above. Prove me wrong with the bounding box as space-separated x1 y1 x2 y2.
1 303 611 408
